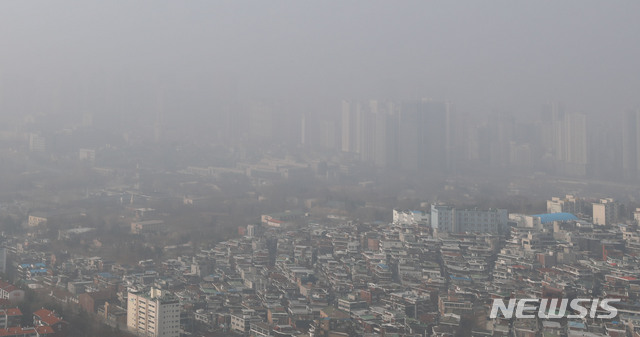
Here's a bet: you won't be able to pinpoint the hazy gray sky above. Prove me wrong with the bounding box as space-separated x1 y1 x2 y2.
1 1 639 119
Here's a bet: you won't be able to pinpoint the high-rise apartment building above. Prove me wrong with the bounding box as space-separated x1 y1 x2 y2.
341 100 360 154
372 100 398 168
564 112 588 175
28 133 45 152
589 120 622 179
341 100 399 168
477 112 514 169
551 108 588 176
398 99 451 172
622 109 640 180
341 98 455 172
127 288 180 337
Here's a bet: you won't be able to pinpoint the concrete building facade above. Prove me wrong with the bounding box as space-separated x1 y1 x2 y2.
127 288 180 337
431 204 508 233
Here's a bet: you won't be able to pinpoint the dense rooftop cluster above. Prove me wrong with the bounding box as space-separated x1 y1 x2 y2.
4 196 640 337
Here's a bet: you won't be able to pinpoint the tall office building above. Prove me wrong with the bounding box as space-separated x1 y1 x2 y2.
127 288 180 337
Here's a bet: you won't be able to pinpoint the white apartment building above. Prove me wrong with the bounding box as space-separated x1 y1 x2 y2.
392 209 430 225
634 208 640 225
431 204 508 233
127 288 180 337
546 195 588 215
230 309 261 335
592 198 620 226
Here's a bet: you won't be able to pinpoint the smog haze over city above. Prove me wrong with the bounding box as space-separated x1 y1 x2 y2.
0 2 640 337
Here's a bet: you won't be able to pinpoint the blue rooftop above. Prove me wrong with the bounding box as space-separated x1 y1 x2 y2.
533 213 578 224
568 321 586 329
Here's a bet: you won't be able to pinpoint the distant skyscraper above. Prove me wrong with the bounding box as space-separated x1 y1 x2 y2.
477 112 515 169
542 102 565 125
300 114 306 146
341 99 398 168
341 98 453 171
222 102 240 145
82 112 93 127
622 109 640 180
398 99 450 172
154 93 164 143
544 102 566 165
341 100 369 155
563 113 588 176
550 104 566 163
536 102 564 167
248 100 278 143
589 119 622 179
28 133 45 152
372 100 398 168
358 101 376 163
319 120 338 151
550 106 588 176
397 101 420 171
341 100 354 153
